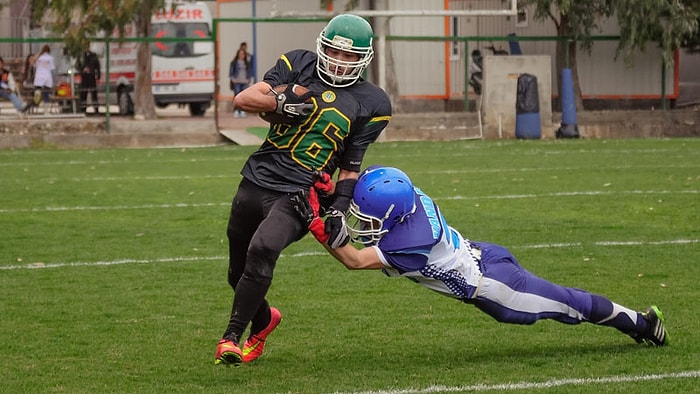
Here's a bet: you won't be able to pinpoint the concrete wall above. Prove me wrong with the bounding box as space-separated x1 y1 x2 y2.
482 55 552 139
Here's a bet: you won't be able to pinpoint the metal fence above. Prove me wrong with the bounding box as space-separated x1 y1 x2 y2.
0 24 679 114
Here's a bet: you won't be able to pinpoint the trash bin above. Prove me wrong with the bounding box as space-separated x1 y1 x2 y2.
515 73 541 139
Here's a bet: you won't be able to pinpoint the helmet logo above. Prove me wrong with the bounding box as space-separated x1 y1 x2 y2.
322 90 336 103
382 204 395 221
331 35 353 49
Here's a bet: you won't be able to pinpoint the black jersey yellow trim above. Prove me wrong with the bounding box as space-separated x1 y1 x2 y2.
280 54 293 71
369 115 391 123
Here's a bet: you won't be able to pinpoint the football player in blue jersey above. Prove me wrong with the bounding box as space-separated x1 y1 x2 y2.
293 166 669 349
215 14 392 365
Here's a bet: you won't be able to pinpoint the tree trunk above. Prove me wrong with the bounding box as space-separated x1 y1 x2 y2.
555 14 585 112
383 18 401 113
133 2 157 120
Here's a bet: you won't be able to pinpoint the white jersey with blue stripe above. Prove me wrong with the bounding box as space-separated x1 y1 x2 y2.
372 188 482 300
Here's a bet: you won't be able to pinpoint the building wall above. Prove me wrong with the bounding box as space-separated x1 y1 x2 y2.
678 49 700 106
0 1 31 59
444 1 674 100
214 0 678 105
384 0 446 97
216 0 330 98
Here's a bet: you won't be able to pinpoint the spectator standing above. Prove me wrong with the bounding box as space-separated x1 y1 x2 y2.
75 44 101 115
228 48 253 117
0 56 30 115
239 42 255 71
22 54 35 90
32 45 56 114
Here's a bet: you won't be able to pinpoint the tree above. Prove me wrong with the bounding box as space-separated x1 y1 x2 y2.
526 0 699 111
682 25 700 53
32 0 165 120
614 0 698 65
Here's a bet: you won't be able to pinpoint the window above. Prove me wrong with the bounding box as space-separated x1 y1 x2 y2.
516 9 528 28
450 16 460 60
151 22 211 58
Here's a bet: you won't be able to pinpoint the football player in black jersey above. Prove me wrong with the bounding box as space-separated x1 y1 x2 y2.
215 14 392 365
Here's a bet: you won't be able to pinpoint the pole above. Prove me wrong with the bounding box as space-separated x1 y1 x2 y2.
252 0 258 79
377 16 387 92
661 59 667 110
464 40 470 111
105 39 111 133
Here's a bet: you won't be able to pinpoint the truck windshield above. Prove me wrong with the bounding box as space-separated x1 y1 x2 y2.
151 22 210 58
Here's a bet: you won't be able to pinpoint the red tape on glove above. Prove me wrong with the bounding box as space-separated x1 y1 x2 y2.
308 217 329 243
314 171 334 193
306 187 329 243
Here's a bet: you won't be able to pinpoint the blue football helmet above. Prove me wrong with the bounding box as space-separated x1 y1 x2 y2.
347 166 416 245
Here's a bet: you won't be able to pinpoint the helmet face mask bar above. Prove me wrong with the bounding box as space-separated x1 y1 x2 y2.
316 14 374 87
346 201 394 245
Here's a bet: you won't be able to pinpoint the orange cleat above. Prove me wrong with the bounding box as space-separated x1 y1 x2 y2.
242 307 282 363
214 339 242 366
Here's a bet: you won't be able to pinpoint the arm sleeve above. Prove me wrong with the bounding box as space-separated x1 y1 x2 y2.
262 50 315 87
329 178 357 212
339 145 368 173
374 245 429 273
339 87 392 172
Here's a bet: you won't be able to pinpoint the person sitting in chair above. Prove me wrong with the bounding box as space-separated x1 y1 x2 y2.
0 57 31 115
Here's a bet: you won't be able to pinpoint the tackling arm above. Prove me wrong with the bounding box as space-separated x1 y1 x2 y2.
321 241 384 271
292 187 383 270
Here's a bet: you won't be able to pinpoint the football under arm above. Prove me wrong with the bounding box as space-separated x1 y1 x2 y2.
322 242 384 270
233 81 276 113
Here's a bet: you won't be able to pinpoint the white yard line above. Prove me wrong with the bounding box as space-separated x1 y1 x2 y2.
0 189 697 214
1 239 697 270
331 370 700 394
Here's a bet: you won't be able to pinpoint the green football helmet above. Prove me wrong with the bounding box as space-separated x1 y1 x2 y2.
316 14 374 87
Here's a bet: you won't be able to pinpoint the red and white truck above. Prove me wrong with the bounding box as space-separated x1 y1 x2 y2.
43 0 215 116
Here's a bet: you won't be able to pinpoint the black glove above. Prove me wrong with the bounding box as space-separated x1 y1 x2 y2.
323 178 356 249
273 85 314 119
291 190 314 227
324 208 350 248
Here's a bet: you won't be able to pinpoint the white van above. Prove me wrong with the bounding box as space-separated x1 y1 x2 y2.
149 1 214 116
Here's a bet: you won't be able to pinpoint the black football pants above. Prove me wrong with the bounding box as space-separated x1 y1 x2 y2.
223 178 306 340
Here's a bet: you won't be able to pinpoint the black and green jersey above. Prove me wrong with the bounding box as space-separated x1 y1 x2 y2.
240 49 392 193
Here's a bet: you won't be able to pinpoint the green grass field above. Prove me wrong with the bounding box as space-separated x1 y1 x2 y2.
1 138 699 393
